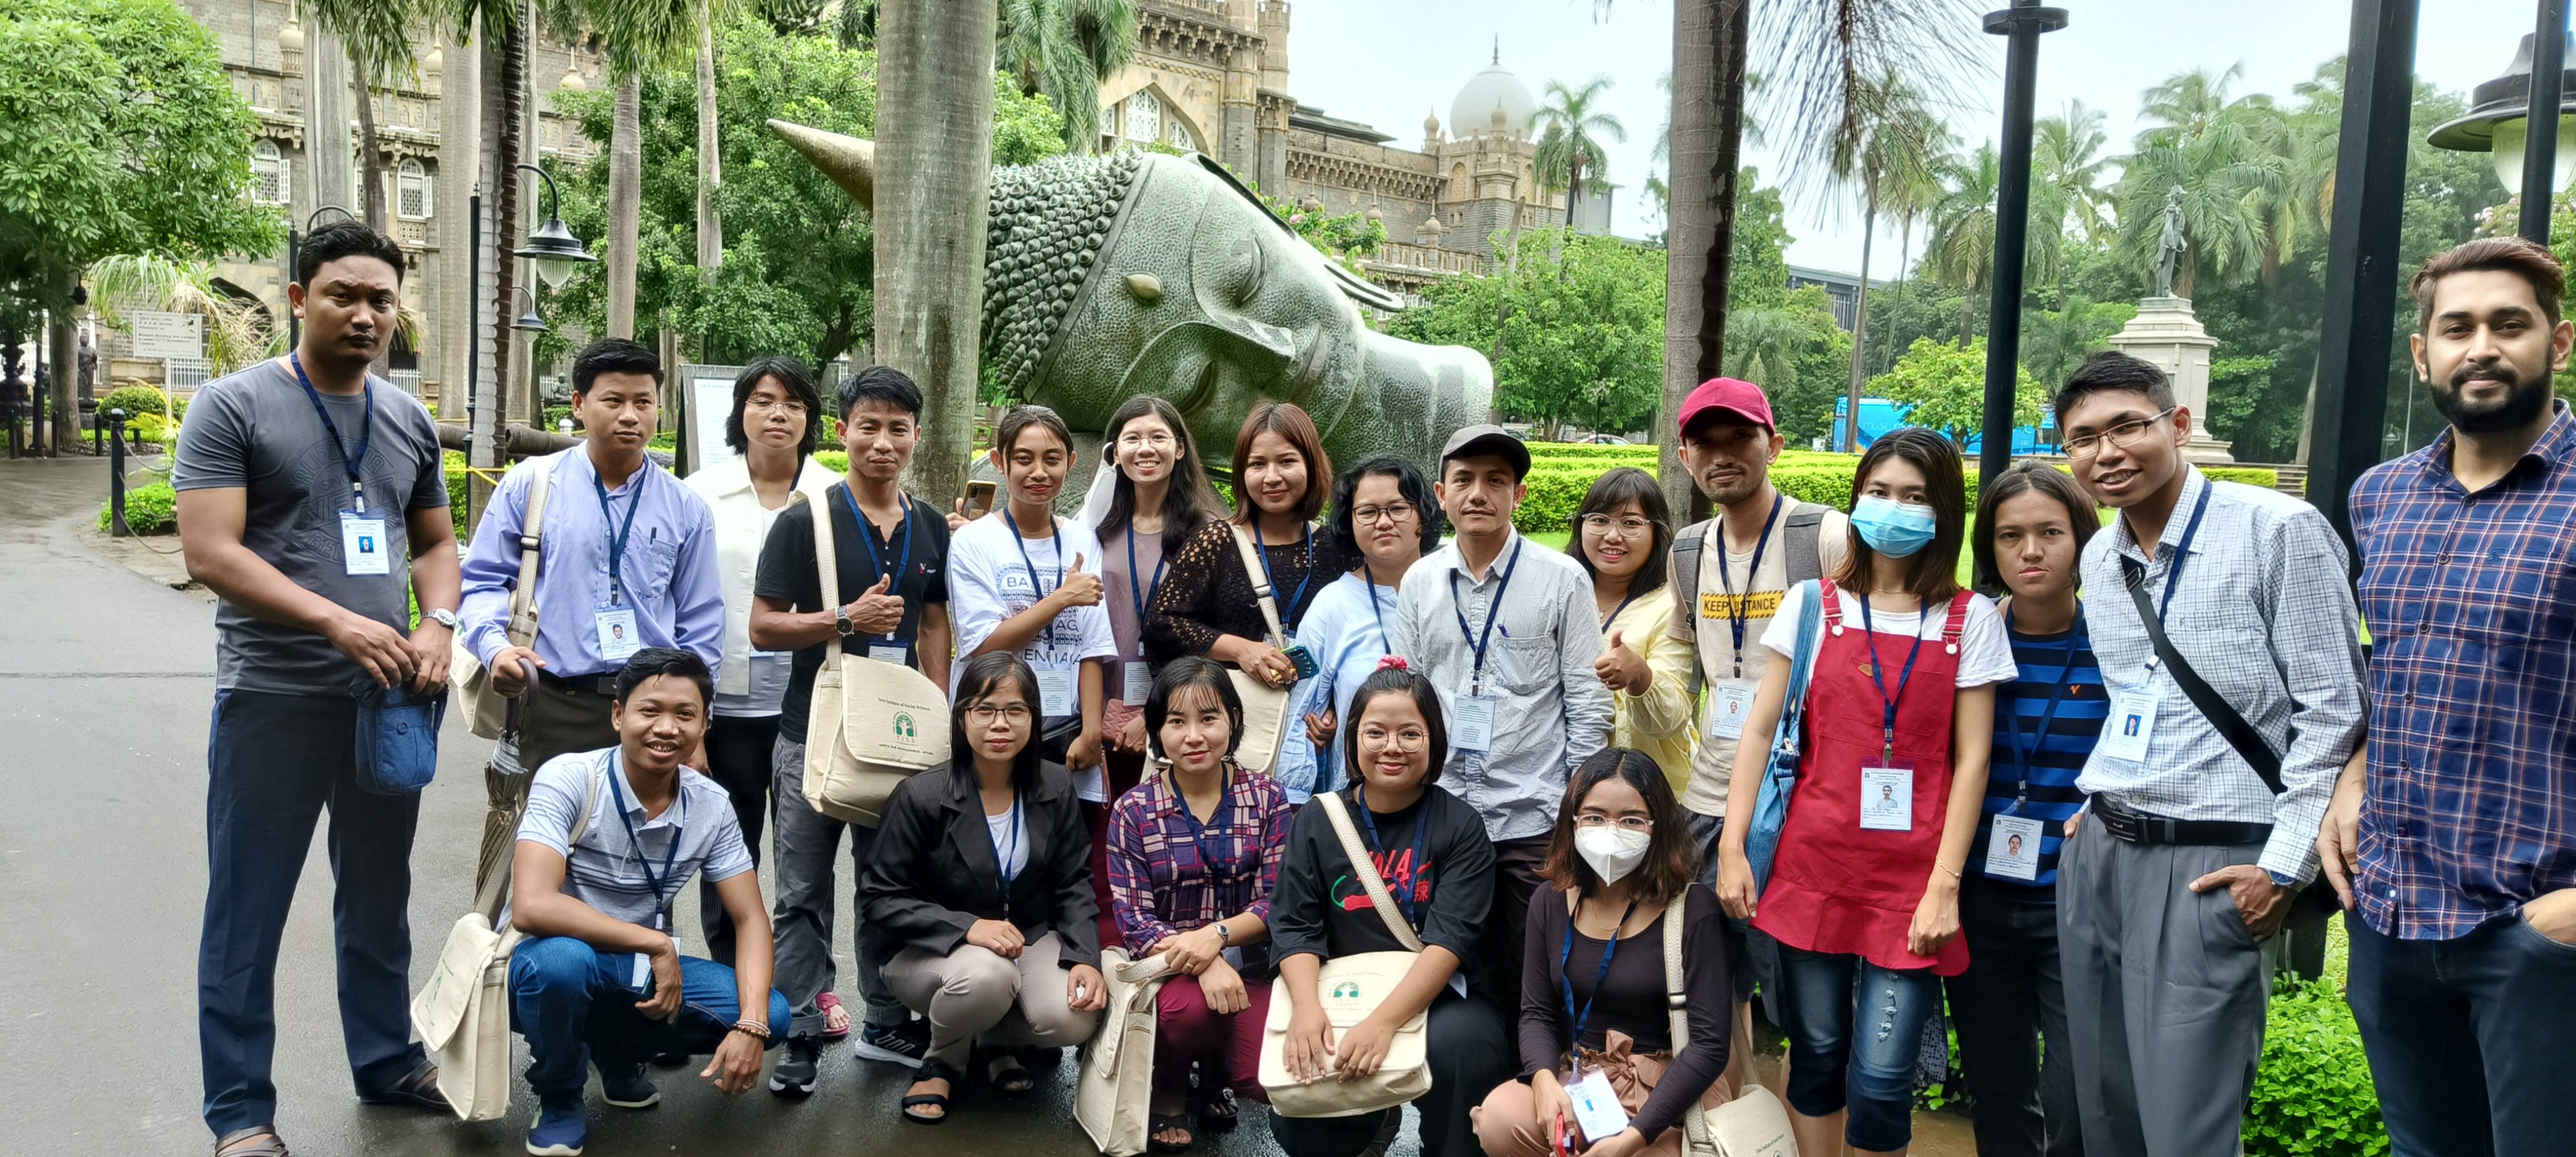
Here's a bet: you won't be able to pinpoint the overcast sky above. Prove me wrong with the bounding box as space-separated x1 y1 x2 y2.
1287 1 2549 279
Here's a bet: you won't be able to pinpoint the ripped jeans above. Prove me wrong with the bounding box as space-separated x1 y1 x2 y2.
1774 944 1942 1153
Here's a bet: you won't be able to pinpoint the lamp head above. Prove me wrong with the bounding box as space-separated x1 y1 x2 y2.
515 216 594 289
2428 31 2576 195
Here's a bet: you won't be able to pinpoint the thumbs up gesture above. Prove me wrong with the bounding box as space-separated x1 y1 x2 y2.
844 572 905 635
1593 628 1650 695
1055 551 1104 607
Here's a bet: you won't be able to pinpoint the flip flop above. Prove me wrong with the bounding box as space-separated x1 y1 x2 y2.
984 1051 1034 1095
818 992 852 1041
1147 1113 1194 1153
357 1062 448 1111
1196 1087 1238 1133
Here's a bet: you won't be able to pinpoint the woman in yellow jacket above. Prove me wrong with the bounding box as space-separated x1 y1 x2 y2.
1570 468 1696 792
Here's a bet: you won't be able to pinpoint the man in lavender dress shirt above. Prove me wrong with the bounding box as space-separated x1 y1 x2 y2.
460 338 726 777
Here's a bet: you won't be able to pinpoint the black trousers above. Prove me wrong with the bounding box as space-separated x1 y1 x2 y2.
1944 881 2084 1157
1475 834 1551 1018
520 675 618 779
2348 911 2576 1157
1267 992 1511 1157
699 712 782 966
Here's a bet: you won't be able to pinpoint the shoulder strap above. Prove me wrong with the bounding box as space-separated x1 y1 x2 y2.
1783 502 1828 585
1316 791 1426 952
505 457 558 651
809 486 840 612
1780 580 1824 726
472 754 606 926
1226 523 1291 650
1940 591 1972 651
1662 891 1714 1153
1672 521 1710 696
2119 557 2284 793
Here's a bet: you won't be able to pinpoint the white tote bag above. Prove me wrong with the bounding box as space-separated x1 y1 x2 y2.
1258 792 1433 1118
1222 524 1296 777
1664 892 1797 1156
450 455 556 740
801 490 952 826
1075 948 1177 1156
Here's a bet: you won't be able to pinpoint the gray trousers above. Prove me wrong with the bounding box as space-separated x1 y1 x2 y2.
2057 828 2268 1157
880 933 1097 1068
771 736 906 1040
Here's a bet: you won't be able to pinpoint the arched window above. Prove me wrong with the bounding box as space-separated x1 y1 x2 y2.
1169 118 1196 153
1124 91 1160 143
251 140 291 206
397 158 432 219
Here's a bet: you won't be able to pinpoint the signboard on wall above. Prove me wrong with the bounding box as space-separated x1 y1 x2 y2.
130 312 203 360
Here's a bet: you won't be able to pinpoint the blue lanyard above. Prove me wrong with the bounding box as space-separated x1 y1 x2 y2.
1599 589 1641 635
2001 605 2082 812
1170 767 1235 877
1126 524 1167 646
606 751 683 931
591 467 646 605
2151 483 2214 629
986 795 1024 916
1855 595 1931 763
289 353 375 513
1367 578 1391 646
1448 538 1526 694
1002 506 1062 647
1714 496 1782 678
1255 521 1317 622
1353 784 1430 927
838 485 911 643
1558 900 1638 1054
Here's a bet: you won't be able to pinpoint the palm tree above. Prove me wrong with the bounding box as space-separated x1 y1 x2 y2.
1721 305 1812 389
997 0 1138 153
1835 70 1941 449
305 0 428 229
2021 294 2126 387
2116 67 2285 300
1928 141 2002 347
575 0 714 340
2032 100 2111 306
696 11 722 288
1873 129 1952 374
88 256 284 375
879 0 999 505
1532 75 1627 229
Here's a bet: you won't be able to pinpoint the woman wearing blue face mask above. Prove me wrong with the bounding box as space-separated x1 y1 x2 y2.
1711 429 2019 1157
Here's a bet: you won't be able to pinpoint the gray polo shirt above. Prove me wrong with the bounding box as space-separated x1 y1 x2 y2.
516 747 756 928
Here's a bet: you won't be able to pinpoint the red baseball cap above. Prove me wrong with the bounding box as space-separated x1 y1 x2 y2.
1677 377 1775 436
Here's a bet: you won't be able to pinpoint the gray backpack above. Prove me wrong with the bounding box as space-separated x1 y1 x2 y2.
1670 502 1831 695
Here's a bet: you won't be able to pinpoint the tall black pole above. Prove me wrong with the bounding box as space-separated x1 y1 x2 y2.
465 187 483 529
2522 1 2568 243
1979 2 2066 482
2309 0 2421 560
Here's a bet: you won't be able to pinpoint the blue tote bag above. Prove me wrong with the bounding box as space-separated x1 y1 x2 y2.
1743 579 1822 894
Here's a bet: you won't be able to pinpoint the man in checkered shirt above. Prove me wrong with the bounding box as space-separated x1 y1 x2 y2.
2328 235 2576 1156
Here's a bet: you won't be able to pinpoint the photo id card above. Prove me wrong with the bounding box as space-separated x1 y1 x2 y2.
594 606 641 662
1985 813 2045 881
1859 764 1914 831
1036 668 1076 717
339 512 390 576
2101 681 2160 764
1706 681 1757 741
1123 660 1153 706
1567 1069 1631 1143
867 643 908 665
1452 694 1498 753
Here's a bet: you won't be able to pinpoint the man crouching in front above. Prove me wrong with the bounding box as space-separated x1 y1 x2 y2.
508 647 791 1155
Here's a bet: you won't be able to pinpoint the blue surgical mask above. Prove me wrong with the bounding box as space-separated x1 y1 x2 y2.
1851 495 1938 558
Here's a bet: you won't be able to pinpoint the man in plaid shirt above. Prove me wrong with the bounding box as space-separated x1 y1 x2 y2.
2330 235 2576 1156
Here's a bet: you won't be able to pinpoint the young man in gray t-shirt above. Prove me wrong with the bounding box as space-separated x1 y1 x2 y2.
172 222 458 1157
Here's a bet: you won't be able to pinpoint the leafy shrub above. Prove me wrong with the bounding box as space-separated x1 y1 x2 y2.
99 385 184 423
445 452 470 542
2246 978 2389 1156
100 481 177 534
812 449 848 474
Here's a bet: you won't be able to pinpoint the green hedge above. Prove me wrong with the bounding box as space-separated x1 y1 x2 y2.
99 384 184 423
99 481 177 534
2246 978 2389 1156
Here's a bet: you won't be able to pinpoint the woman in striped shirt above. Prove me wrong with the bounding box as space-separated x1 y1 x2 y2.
1948 461 2105 1157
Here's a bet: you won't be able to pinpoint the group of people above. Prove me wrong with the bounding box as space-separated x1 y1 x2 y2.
177 222 2572 1157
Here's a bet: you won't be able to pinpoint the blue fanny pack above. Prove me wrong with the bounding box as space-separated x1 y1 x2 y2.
355 683 447 795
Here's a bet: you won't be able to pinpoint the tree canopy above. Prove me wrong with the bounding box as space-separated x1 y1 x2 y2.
1385 228 1664 436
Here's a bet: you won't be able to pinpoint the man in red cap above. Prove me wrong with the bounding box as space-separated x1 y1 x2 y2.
1650 377 1848 1094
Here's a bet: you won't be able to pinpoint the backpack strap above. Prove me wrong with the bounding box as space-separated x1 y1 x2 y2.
1783 502 1829 585
1670 521 1711 696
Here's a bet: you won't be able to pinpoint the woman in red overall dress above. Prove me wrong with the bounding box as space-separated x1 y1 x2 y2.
1714 429 2019 1157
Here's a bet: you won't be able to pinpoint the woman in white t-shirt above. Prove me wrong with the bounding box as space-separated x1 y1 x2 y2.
948 405 1116 798
1711 428 2016 1157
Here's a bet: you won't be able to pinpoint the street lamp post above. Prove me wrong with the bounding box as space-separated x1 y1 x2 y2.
1978 0 2068 485
2427 18 2576 245
286 204 356 350
465 163 594 526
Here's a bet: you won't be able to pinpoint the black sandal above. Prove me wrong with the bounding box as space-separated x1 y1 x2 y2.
357 1061 448 1110
1147 1112 1194 1153
984 1050 1035 1095
214 1127 289 1157
1196 1087 1238 1134
902 1060 957 1125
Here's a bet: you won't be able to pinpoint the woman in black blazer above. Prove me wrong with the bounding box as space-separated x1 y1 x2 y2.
860 651 1109 1124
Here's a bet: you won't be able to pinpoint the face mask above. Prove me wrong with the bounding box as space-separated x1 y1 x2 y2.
1574 826 1653 884
1850 495 1939 558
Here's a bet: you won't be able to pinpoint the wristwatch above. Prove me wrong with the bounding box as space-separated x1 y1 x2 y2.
835 607 856 638
1214 922 1233 945
424 607 459 630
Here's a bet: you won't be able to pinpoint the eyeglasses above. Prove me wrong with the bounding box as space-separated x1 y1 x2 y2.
745 397 808 416
1357 727 1428 751
2062 407 2175 460
965 703 1033 726
1574 813 1654 831
1117 431 1176 450
1350 502 1417 526
1579 514 1657 536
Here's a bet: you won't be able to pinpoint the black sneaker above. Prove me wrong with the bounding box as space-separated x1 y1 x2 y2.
855 1020 929 1068
597 1064 659 1110
769 1035 821 1098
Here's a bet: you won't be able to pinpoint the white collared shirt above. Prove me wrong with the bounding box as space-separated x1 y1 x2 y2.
684 453 841 712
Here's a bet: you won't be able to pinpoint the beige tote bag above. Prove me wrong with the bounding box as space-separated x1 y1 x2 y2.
1075 947 1178 1156
1223 524 1296 777
1664 892 1797 1156
1259 791 1433 1118
450 455 557 739
802 490 951 826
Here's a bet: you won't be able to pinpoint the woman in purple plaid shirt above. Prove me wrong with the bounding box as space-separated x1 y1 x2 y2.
1104 656 1296 1151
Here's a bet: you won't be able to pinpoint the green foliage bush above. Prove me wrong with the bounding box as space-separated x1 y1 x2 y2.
99 480 177 534
99 385 184 423
2246 978 2389 1156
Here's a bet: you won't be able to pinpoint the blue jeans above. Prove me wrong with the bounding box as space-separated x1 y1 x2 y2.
199 689 426 1137
508 936 792 1100
1774 943 1943 1153
2348 911 2576 1156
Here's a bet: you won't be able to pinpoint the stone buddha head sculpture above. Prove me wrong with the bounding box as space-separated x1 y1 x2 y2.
769 120 1493 474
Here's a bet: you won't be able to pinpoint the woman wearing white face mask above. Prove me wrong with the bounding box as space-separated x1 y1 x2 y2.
1473 749 1731 1157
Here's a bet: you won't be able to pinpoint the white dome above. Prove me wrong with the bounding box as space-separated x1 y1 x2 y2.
1450 61 1535 138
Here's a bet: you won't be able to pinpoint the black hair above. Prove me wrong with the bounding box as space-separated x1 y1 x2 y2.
949 651 1045 793
1833 427 1967 605
1144 656 1245 763
295 219 406 286
1971 460 2101 597
1328 456 1443 559
1540 747 1698 908
2051 351 2176 428
1339 663 1448 788
1099 395 1221 545
994 404 1075 458
613 647 713 708
1570 466 1671 599
836 363 924 422
724 356 824 457
572 337 663 396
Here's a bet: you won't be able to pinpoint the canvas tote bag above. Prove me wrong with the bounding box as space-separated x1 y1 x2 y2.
1075 947 1179 1155
1258 790 1433 1117
450 455 557 740
411 759 602 1121
1662 892 1797 1156
1223 524 1296 777
802 490 952 826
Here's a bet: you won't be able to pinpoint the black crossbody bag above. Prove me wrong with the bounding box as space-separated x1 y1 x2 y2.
2119 556 2285 794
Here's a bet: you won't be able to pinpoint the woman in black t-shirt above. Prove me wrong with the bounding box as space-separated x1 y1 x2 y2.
1267 661 1511 1157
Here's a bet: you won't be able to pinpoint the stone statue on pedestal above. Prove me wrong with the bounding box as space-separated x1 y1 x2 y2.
2155 185 2189 300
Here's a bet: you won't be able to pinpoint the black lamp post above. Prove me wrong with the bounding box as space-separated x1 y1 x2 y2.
2428 17 2575 244
1977 0 2067 484
511 287 549 333
286 204 356 349
513 162 596 289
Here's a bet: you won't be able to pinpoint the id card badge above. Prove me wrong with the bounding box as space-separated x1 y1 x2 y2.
1036 668 1076 717
2101 679 2160 763
1859 763 1914 831
1122 660 1153 706
594 606 641 662
1452 694 1499 752
1567 1069 1631 1142
631 951 651 989
339 511 391 576
1985 812 2044 881
1707 681 1757 741
867 643 908 665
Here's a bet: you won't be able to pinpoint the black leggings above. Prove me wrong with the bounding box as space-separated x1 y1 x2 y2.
698 712 780 965
1269 992 1510 1157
